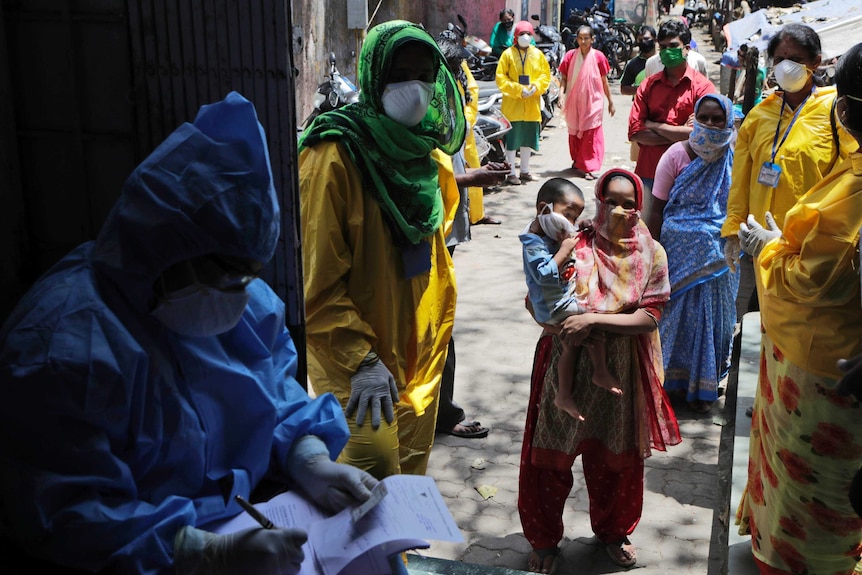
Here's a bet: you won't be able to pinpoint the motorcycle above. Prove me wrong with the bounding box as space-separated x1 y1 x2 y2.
300 52 359 130
682 0 708 27
447 15 498 82
475 82 511 164
529 14 564 128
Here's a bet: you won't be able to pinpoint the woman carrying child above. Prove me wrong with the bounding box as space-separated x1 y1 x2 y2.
519 178 622 422
518 168 680 573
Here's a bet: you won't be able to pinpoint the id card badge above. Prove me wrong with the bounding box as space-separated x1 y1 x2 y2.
757 162 782 188
518 74 530 85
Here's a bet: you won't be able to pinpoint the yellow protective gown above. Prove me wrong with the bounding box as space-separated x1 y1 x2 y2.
496 45 551 124
721 86 857 238
756 150 862 378
461 61 484 223
299 141 459 478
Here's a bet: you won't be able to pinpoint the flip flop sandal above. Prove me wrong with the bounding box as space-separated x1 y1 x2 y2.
606 537 637 567
527 547 560 574
584 172 597 180
443 420 489 439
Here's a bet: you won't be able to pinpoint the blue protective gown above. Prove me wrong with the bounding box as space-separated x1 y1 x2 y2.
0 92 349 574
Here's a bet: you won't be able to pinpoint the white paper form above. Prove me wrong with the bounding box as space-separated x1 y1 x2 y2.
205 474 462 575
309 474 463 575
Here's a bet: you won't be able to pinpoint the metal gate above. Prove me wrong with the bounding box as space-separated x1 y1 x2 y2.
1 0 305 378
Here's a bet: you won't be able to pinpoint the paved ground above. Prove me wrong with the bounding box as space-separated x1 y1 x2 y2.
409 20 758 575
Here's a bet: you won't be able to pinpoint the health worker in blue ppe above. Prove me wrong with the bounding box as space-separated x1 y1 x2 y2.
0 92 377 575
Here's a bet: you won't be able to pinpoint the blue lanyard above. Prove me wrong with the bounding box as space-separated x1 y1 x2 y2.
771 88 813 163
519 48 528 75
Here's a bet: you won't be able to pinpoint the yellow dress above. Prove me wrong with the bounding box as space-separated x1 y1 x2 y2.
736 150 862 574
299 141 459 479
460 61 485 223
721 86 857 238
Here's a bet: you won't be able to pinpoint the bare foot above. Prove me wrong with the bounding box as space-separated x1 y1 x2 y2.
554 394 585 421
592 370 623 396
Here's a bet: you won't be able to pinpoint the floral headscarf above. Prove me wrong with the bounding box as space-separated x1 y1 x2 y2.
688 94 734 163
572 167 676 454
299 20 466 246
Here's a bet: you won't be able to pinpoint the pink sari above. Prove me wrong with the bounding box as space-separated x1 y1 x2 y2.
562 48 604 138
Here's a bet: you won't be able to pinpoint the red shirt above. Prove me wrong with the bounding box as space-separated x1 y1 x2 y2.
627 65 715 179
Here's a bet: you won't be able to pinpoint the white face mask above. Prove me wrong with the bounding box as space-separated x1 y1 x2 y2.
773 59 811 94
518 33 532 48
152 283 249 337
381 80 435 127
538 204 577 241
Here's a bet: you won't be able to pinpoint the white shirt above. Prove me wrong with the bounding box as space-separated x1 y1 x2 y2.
644 50 708 78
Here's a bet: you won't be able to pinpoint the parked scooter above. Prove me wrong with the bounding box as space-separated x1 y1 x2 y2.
300 53 359 130
529 14 563 128
682 0 708 27
475 81 511 164
447 15 498 82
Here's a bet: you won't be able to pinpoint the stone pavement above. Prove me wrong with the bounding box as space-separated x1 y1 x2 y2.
409 22 761 575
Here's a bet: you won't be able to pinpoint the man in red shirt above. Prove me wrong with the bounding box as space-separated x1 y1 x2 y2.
628 19 715 199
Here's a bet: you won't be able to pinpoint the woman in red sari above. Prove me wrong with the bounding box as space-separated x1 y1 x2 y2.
518 168 680 573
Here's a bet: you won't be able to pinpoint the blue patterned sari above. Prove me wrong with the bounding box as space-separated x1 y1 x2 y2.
659 94 740 404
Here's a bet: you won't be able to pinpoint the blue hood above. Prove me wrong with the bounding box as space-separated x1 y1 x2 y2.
91 92 280 311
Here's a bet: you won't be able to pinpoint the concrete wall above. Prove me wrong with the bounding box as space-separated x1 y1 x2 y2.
291 0 529 124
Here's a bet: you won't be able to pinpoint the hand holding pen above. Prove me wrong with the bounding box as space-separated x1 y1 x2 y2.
235 494 275 529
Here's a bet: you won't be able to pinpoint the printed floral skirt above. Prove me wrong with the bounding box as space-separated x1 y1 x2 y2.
736 331 862 574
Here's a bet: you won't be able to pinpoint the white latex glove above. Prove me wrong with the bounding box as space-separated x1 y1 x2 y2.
287 435 378 513
521 87 533 98
347 359 399 429
174 525 307 575
738 212 781 258
723 235 741 273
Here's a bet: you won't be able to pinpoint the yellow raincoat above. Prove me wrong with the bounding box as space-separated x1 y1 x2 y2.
460 61 485 223
721 86 857 238
495 44 551 124
299 141 459 477
756 150 862 378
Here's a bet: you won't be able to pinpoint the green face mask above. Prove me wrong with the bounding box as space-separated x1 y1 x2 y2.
659 46 685 68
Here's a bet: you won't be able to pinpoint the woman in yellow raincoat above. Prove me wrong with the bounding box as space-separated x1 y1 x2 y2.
496 20 551 186
735 42 862 575
720 24 855 322
297 20 465 480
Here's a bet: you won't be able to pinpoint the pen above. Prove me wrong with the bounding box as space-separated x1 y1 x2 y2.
234 494 275 529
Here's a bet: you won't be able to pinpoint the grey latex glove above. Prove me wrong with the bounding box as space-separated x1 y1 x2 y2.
287 435 378 513
347 358 399 429
738 212 781 258
174 525 307 575
723 235 741 273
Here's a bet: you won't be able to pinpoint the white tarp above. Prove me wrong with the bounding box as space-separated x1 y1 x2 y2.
723 0 862 62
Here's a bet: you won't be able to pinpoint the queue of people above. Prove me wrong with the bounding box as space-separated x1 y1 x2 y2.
1 8 862 575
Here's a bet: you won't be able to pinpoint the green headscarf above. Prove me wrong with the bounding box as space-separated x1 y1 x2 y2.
299 20 466 246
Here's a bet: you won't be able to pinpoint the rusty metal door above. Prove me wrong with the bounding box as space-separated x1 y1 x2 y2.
1 0 305 378
126 0 306 370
